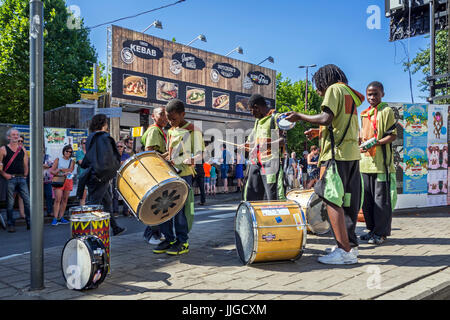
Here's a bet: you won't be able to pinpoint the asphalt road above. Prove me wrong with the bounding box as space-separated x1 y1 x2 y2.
0 202 238 260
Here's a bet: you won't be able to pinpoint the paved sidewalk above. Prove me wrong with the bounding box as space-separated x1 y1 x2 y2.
0 194 449 301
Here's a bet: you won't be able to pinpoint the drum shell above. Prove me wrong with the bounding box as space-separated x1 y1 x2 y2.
70 213 110 272
235 200 307 265
116 151 189 226
286 189 330 235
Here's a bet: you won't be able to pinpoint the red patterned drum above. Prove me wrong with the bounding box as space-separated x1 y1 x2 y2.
70 212 111 272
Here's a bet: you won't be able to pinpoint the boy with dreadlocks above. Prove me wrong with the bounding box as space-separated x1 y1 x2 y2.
359 81 397 245
285 64 364 265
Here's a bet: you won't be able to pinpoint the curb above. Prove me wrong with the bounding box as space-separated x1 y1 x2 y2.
374 267 450 300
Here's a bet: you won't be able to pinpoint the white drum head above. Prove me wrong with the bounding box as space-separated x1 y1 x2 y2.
235 203 255 265
61 238 92 290
277 114 296 131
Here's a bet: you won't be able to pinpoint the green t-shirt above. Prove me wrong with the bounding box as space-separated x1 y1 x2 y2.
360 103 397 173
246 110 282 163
168 122 205 177
318 83 363 164
75 149 85 176
142 125 166 153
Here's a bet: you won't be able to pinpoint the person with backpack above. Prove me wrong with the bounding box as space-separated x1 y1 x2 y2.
78 113 126 236
285 64 364 265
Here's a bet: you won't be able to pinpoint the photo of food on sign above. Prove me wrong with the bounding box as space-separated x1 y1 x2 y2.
123 75 147 98
212 91 229 110
156 80 178 101
235 95 250 113
186 87 206 106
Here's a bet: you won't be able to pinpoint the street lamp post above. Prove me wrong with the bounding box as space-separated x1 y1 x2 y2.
185 34 207 46
142 20 163 33
257 56 274 66
225 46 243 57
29 0 44 291
299 64 316 151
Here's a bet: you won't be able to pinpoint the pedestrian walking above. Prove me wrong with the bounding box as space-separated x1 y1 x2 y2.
78 113 126 236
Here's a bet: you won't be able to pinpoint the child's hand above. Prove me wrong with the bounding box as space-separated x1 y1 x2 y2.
304 128 319 140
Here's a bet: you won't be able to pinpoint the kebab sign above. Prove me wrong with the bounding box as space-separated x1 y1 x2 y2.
110 25 276 115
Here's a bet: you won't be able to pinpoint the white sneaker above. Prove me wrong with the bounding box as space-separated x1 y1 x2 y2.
324 246 359 257
318 248 358 265
148 234 162 245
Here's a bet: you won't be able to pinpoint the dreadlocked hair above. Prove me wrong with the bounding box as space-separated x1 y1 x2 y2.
312 64 348 94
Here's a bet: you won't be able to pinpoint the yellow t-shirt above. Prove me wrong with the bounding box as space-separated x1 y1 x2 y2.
142 125 166 153
360 103 397 173
168 122 205 177
318 83 363 163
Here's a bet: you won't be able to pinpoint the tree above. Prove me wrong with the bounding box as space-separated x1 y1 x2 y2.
405 29 449 103
0 0 98 124
275 72 323 155
78 62 107 93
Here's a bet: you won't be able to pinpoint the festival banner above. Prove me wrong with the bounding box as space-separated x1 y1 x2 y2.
403 104 428 194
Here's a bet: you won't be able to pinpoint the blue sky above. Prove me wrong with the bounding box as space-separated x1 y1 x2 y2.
66 0 431 111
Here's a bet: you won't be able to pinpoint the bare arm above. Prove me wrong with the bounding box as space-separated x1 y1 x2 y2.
284 108 334 127
23 148 29 177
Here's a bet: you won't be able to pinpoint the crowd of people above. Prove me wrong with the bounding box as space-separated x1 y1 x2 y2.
0 64 398 268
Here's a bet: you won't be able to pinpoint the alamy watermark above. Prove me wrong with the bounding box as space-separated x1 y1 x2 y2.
67 5 82 30
367 5 381 30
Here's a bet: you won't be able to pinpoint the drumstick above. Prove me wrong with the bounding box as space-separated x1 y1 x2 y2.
217 139 241 148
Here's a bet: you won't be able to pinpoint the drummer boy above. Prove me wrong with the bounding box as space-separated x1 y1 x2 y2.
285 64 364 265
359 81 397 245
153 99 205 256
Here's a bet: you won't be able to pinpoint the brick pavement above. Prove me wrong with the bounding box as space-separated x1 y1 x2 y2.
0 195 449 301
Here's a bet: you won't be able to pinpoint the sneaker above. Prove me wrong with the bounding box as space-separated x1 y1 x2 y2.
148 234 163 245
360 231 374 241
7 225 16 233
166 240 189 255
59 218 70 225
318 248 358 265
51 218 59 226
113 227 127 236
324 246 359 257
153 239 176 254
368 235 386 245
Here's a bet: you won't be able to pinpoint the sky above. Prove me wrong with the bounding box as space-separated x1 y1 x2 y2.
65 0 432 112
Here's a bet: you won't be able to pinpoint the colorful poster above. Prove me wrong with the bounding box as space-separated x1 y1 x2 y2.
403 104 428 194
428 105 448 144
448 168 450 205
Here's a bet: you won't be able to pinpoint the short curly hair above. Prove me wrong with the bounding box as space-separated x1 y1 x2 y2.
89 114 108 132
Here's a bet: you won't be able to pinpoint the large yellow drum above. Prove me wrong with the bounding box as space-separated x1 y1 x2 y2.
234 200 307 265
116 151 189 226
286 189 330 235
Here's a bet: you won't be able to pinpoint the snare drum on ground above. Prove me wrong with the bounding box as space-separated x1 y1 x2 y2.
61 236 108 290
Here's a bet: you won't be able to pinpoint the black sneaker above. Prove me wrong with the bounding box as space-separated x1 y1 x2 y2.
113 227 127 236
360 231 374 241
153 239 176 254
166 240 189 255
368 235 386 245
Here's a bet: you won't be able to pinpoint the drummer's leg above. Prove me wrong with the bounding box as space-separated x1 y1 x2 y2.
174 175 192 244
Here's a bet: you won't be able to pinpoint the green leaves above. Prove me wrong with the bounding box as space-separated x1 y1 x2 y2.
276 72 323 154
0 0 97 124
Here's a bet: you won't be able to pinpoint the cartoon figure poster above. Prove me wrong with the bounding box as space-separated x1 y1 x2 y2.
428 105 448 144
